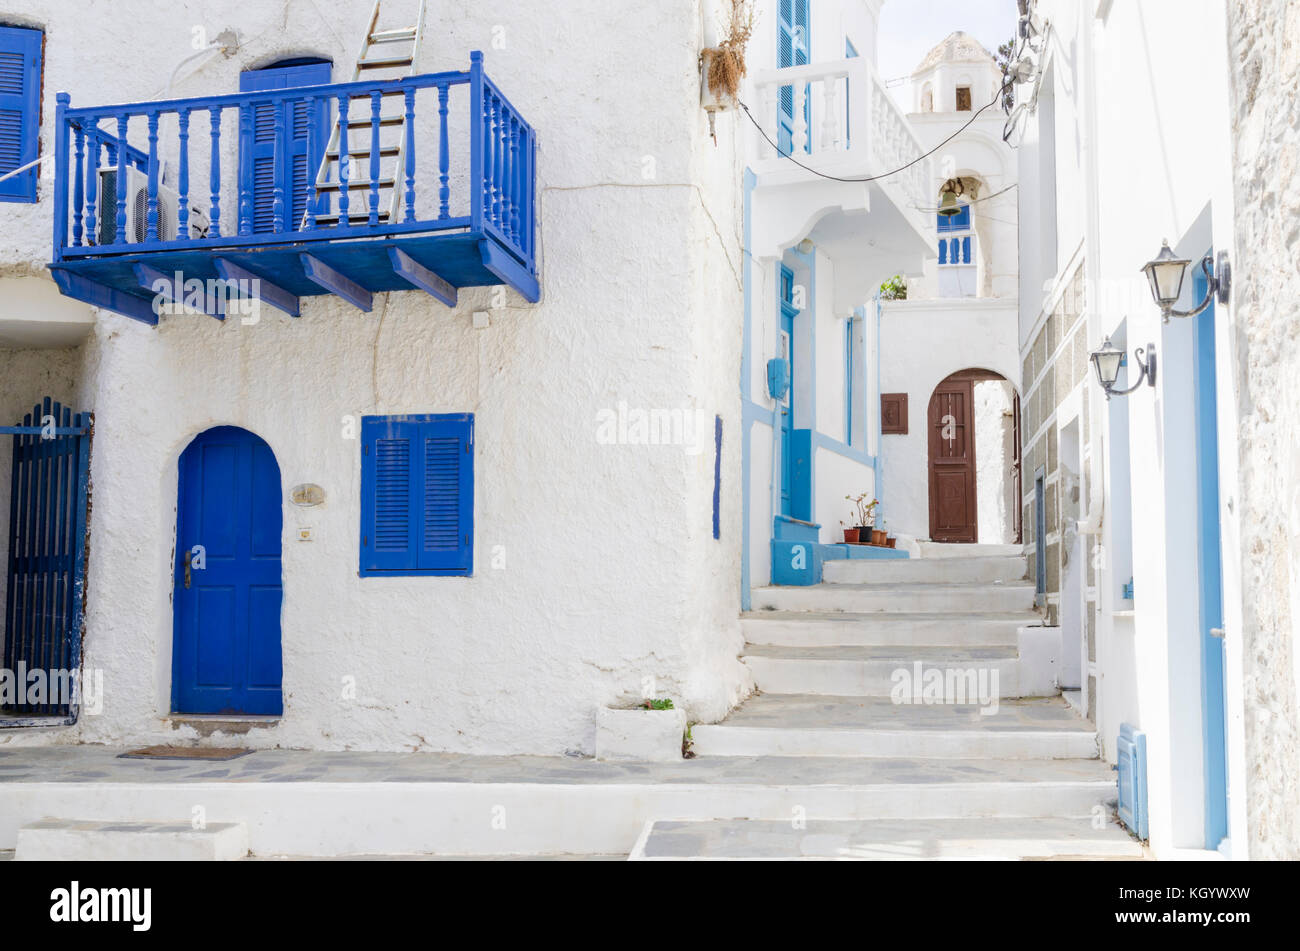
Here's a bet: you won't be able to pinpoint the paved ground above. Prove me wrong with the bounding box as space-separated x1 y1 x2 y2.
0 745 1115 785
718 694 1092 731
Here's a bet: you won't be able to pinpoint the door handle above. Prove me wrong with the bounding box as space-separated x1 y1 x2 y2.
183 550 192 589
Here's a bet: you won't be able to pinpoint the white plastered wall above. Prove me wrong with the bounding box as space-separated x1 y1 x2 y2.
0 0 750 754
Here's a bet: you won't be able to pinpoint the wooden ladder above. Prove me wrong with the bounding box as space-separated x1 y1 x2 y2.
308 0 428 228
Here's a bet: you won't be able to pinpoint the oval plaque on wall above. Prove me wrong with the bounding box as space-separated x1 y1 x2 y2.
290 484 325 507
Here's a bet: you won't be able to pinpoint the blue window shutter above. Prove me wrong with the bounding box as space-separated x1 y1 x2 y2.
361 414 473 576
361 418 419 571
419 416 473 572
0 26 42 203
239 61 330 233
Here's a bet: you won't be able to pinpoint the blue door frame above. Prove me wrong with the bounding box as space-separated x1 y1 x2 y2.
239 60 332 234
1192 265 1228 849
779 267 798 517
172 426 284 715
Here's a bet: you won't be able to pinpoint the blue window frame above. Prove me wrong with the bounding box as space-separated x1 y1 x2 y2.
0 26 43 203
239 60 332 233
360 414 474 577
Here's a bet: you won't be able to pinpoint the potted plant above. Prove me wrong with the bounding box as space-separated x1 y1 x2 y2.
846 494 878 544
699 1 755 139
840 521 860 545
596 698 687 763
883 518 897 548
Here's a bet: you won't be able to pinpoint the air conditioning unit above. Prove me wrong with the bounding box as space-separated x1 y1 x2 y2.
96 165 209 245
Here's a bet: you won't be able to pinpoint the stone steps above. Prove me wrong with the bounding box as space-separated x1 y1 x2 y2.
741 644 1027 697
628 816 1143 860
15 818 248 861
742 611 1032 647
752 581 1036 614
823 555 1027 585
691 694 1097 759
917 542 1024 559
0 748 1118 856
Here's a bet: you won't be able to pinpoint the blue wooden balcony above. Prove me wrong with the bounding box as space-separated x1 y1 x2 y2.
47 51 537 323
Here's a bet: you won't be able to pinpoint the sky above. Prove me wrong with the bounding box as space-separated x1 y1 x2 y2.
877 0 1021 86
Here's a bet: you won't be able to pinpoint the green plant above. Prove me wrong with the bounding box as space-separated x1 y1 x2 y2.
879 275 907 301
682 723 696 759
845 493 879 528
642 698 675 711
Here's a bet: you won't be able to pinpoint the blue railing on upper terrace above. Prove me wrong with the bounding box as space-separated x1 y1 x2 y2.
50 52 535 281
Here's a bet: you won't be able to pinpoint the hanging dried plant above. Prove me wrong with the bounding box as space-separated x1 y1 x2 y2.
702 0 756 103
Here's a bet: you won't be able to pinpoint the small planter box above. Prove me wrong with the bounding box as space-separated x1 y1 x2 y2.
596 707 686 763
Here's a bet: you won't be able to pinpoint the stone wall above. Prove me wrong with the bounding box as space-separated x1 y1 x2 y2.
1226 0 1300 859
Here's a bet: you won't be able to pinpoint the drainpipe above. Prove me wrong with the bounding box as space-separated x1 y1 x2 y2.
873 291 884 505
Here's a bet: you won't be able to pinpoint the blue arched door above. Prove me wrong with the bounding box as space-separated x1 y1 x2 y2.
171 427 283 715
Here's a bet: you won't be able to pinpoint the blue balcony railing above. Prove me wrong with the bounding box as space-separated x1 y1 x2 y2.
48 51 537 322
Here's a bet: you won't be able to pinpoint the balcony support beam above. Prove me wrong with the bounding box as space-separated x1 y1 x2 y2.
478 239 539 304
214 259 300 318
389 248 457 308
50 269 159 326
134 264 225 320
300 253 373 313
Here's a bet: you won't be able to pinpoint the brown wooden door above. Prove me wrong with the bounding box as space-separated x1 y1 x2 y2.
928 378 978 542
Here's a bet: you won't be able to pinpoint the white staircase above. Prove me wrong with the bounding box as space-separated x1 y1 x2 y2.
674 545 1140 860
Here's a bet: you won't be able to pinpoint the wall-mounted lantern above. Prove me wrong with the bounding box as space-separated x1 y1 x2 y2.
1141 240 1231 323
1090 336 1156 400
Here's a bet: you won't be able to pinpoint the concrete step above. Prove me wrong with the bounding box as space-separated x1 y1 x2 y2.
0 747 1118 856
823 555 1027 586
15 818 248 861
741 644 1026 697
918 542 1024 560
742 611 1032 647
692 695 1097 759
752 581 1036 615
629 817 1144 860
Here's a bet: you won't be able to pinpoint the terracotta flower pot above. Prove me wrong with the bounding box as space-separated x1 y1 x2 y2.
843 528 860 544
886 536 897 549
872 529 886 546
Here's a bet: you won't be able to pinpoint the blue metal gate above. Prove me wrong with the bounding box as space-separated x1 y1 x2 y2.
2 397 92 722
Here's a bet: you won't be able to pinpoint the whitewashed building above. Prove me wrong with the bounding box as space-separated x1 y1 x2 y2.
0 0 1296 862
0 0 752 754
1010 0 1300 860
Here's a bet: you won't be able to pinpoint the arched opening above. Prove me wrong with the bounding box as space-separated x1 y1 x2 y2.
937 176 980 298
921 82 934 112
927 369 1021 544
171 426 284 716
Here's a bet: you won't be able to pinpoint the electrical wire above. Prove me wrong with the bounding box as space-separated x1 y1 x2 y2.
911 182 1019 213
738 76 1016 186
